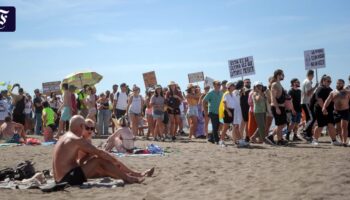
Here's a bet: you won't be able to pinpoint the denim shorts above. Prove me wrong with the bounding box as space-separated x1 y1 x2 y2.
187 105 198 117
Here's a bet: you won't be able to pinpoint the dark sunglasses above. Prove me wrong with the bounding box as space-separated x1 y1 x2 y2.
85 125 95 131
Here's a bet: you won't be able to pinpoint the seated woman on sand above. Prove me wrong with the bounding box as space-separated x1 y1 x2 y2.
0 116 27 143
104 116 135 153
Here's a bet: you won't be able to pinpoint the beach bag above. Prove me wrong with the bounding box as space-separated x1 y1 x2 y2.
0 168 15 181
14 160 36 180
120 130 135 150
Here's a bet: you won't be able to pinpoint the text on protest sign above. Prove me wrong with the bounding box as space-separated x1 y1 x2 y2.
188 72 204 83
228 56 255 78
143 71 157 89
204 76 215 89
42 81 61 95
304 48 326 70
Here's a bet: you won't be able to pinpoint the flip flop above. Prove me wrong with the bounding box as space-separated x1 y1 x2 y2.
40 182 68 193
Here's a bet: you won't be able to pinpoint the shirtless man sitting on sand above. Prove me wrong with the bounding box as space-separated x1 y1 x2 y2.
0 116 26 143
53 115 153 186
323 79 350 146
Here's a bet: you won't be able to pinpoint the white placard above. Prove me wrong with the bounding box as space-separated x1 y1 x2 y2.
204 76 215 88
42 81 61 95
228 56 255 78
304 48 326 70
188 72 204 83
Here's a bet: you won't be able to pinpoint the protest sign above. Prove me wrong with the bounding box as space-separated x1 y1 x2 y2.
204 76 214 88
188 72 204 83
304 48 326 70
42 81 61 95
143 71 157 89
228 56 255 78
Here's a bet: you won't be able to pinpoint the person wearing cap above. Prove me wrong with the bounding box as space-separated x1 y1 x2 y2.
286 78 303 141
9 84 26 126
151 85 166 141
165 81 184 141
200 85 211 137
126 86 144 136
113 83 128 120
186 84 200 139
250 82 267 143
56 83 72 138
33 89 44 135
219 82 242 146
202 80 223 144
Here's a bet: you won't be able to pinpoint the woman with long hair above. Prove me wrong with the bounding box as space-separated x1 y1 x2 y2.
151 85 165 141
126 86 144 136
186 84 200 139
165 81 183 141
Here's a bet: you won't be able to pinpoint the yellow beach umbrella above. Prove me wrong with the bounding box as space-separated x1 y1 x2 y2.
62 71 103 89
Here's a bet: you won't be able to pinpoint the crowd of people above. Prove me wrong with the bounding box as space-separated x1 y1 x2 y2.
1 69 350 147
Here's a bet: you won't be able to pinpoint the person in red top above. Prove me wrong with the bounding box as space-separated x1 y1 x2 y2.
165 81 184 141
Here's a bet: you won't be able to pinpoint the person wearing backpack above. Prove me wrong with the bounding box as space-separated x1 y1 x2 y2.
77 85 89 118
113 83 128 119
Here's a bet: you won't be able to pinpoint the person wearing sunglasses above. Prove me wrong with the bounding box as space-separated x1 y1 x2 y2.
53 115 152 187
311 76 340 146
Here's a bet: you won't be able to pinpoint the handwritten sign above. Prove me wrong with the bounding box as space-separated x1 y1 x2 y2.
228 56 255 78
204 76 215 89
42 81 61 95
143 71 157 89
188 72 204 83
304 48 326 70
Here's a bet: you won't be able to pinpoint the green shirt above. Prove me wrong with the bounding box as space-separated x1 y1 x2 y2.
78 91 87 109
253 93 267 113
43 107 55 126
203 90 223 114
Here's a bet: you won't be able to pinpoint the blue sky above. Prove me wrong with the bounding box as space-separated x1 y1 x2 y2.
1 0 350 95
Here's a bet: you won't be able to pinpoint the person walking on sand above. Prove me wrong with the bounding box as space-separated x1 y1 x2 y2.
286 78 303 141
186 84 200 139
203 80 223 144
250 82 268 144
266 69 288 145
151 85 165 141
53 115 153 186
165 81 183 141
311 76 340 146
322 79 350 146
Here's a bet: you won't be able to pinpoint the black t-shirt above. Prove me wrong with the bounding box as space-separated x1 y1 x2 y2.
288 88 302 112
240 89 251 113
315 86 333 110
33 96 43 114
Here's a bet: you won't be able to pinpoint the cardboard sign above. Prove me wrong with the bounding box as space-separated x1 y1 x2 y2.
228 56 255 78
188 72 204 83
304 48 326 70
42 81 61 95
143 71 157 89
204 76 215 89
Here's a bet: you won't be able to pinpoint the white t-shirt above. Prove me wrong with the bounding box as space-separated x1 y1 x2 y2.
0 99 9 121
223 92 240 110
232 90 242 125
24 101 32 114
301 79 312 104
114 92 128 110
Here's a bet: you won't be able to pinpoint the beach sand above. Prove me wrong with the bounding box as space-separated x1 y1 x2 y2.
1 136 350 200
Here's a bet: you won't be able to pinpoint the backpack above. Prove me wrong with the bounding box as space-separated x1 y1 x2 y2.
0 160 35 181
14 160 36 180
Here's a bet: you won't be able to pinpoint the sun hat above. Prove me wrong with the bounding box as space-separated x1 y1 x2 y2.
168 81 177 86
226 81 235 88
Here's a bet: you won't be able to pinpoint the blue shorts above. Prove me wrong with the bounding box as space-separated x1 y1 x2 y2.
291 112 302 123
61 106 71 122
187 106 198 117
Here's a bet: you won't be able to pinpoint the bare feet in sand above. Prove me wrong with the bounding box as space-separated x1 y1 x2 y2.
142 167 155 177
126 174 145 184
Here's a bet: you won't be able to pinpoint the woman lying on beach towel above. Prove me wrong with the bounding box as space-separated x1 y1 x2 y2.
104 116 135 153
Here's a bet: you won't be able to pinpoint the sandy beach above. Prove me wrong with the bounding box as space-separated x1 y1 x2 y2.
1 135 350 200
